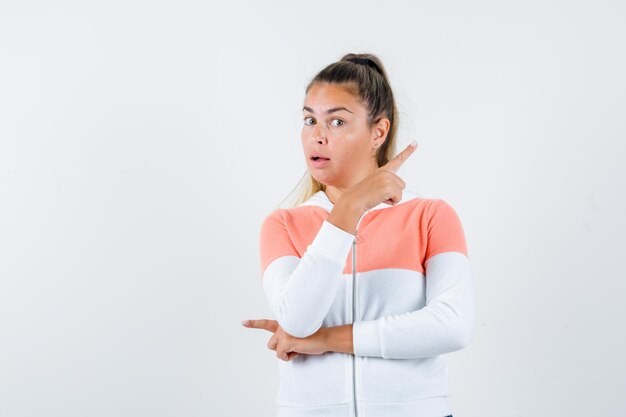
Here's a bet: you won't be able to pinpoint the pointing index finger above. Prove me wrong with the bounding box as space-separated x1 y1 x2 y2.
380 140 418 174
242 319 279 333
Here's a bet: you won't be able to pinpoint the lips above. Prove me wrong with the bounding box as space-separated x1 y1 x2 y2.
310 154 330 161
311 157 331 168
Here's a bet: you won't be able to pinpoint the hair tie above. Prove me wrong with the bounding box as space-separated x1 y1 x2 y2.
348 57 372 67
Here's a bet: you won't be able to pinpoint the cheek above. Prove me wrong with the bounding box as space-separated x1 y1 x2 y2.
329 147 349 164
334 136 367 160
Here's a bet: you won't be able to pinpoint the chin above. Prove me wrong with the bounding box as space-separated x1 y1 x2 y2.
310 172 334 185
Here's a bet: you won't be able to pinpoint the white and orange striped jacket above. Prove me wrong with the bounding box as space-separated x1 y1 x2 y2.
259 188 474 417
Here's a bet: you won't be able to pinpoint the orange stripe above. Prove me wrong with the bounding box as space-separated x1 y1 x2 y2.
259 198 467 276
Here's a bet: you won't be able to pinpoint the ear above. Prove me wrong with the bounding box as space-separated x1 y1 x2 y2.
371 116 390 145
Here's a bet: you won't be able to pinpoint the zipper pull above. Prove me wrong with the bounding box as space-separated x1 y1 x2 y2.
354 210 367 244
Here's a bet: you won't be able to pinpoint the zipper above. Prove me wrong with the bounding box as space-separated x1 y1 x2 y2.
351 210 367 417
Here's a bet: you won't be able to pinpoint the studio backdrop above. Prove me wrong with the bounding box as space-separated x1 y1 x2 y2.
0 1 624 416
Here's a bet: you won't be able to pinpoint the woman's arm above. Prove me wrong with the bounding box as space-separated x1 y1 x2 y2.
318 324 354 354
251 235 474 361
352 251 473 358
260 202 362 339
315 252 473 358
323 200 475 359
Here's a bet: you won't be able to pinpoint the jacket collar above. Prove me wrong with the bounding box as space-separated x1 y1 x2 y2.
298 188 420 213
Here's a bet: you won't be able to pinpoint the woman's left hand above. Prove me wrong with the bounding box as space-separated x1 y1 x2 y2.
241 319 328 361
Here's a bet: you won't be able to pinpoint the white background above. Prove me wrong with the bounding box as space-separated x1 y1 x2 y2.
1 1 624 416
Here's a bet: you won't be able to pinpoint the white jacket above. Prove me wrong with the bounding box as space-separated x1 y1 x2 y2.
259 189 474 417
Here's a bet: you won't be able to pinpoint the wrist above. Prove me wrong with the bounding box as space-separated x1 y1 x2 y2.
327 200 364 235
337 194 365 215
320 324 354 355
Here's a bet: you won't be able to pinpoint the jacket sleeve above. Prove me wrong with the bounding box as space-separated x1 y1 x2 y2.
352 199 475 359
259 209 355 338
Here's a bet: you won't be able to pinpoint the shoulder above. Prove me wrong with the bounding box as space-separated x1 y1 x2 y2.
261 208 285 225
260 206 317 228
398 193 456 218
426 198 461 219
260 206 328 243
422 197 468 258
258 209 299 274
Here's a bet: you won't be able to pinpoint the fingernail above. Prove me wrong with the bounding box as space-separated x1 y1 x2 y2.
410 140 417 147
241 320 249 326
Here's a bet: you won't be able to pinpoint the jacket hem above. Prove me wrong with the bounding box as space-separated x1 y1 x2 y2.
276 396 450 417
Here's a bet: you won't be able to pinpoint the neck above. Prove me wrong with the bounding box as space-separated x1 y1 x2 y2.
324 186 346 205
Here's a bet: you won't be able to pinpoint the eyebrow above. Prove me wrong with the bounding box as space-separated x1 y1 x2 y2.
302 106 353 114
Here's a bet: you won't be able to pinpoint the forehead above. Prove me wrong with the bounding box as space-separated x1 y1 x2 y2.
303 82 363 111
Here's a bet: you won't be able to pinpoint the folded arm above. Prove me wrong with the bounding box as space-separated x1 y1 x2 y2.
260 214 355 338
352 250 475 359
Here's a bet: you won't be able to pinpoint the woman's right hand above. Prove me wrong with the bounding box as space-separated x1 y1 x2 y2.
343 140 419 211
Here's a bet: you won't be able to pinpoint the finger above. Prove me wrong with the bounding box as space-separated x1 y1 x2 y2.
276 348 288 361
286 352 299 361
383 191 402 206
380 175 407 205
242 319 279 332
379 140 418 174
267 333 278 351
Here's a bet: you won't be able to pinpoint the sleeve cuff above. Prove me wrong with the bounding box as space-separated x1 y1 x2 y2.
308 220 355 264
353 319 383 357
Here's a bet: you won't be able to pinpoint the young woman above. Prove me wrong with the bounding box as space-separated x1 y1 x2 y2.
242 53 473 417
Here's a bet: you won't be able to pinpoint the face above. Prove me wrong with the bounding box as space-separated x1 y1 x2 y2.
301 82 388 189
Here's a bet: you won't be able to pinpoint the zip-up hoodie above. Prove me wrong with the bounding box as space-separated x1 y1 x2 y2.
259 189 474 417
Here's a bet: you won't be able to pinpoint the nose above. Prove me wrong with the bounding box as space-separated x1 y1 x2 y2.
311 123 327 144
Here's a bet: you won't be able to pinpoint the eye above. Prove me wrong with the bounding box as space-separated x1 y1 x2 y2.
303 116 315 126
330 118 344 127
